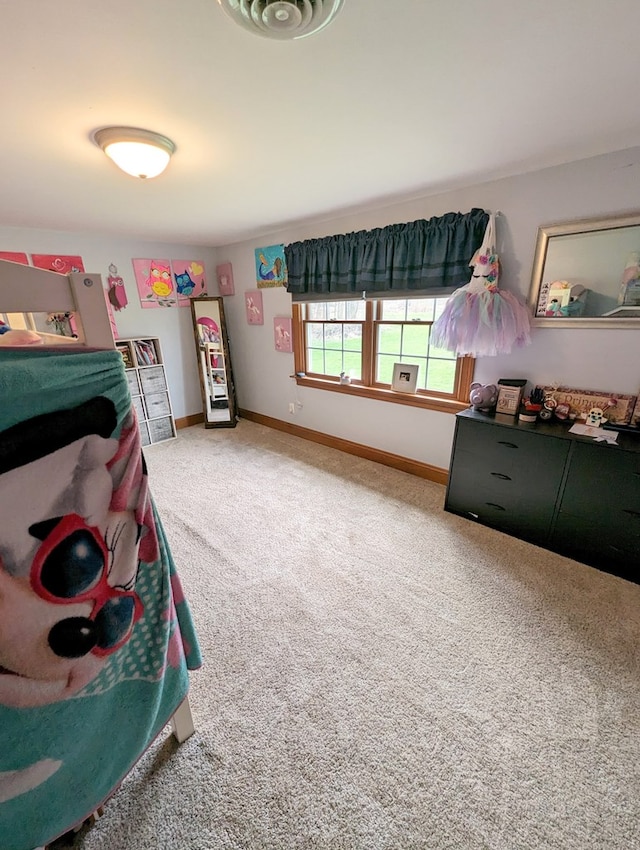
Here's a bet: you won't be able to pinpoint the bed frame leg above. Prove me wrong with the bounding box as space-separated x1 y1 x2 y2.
171 696 195 743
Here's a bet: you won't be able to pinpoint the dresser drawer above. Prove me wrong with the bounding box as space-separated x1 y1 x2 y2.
446 460 560 541
553 504 640 548
560 442 640 518
450 418 569 494
453 417 569 479
448 445 567 498
551 512 640 581
446 416 570 544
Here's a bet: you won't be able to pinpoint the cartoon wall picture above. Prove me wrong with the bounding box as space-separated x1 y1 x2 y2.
31 254 86 275
106 263 128 311
245 289 264 325
216 262 234 296
0 397 156 712
0 252 28 264
132 258 176 308
172 260 207 306
255 244 287 289
103 291 119 340
273 316 293 352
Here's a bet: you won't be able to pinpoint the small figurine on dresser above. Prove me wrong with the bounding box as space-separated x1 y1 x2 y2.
469 382 498 412
517 387 545 422
585 406 608 427
496 379 527 415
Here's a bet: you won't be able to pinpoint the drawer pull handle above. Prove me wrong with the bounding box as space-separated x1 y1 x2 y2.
490 472 512 480
486 502 506 511
622 509 640 519
497 441 518 449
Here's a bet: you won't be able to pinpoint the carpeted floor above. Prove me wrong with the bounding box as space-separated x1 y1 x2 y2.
65 420 640 849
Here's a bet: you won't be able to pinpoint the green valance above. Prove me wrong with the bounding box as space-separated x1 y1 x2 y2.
285 208 489 297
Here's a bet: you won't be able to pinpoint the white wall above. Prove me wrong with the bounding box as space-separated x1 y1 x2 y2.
2 147 639 471
217 147 640 470
0 227 217 419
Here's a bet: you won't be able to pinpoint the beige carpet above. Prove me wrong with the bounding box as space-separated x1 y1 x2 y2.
66 420 639 849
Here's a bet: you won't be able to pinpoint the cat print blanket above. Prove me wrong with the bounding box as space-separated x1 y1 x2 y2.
0 347 201 850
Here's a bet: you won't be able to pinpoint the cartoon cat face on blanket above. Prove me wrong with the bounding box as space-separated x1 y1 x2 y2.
0 398 153 708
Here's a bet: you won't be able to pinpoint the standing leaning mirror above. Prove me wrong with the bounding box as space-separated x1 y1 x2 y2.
190 296 238 428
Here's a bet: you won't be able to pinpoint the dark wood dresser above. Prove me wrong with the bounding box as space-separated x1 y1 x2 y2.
444 408 640 583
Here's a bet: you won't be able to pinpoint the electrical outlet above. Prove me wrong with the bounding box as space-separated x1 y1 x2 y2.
288 402 295 414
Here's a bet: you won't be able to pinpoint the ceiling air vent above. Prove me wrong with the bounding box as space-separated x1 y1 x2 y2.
217 0 345 40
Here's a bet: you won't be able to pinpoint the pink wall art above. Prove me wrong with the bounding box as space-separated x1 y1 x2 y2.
273 317 293 352
106 263 128 311
133 259 207 308
172 260 207 305
245 290 264 325
0 252 28 264
133 258 175 308
31 255 85 274
216 263 235 296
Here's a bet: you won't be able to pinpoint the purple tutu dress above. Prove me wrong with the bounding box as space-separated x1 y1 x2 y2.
431 214 530 357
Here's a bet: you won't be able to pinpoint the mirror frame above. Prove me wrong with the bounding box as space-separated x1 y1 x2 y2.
190 296 238 428
529 211 640 328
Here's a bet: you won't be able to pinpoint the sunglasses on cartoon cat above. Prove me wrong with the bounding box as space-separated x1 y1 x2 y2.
30 513 144 659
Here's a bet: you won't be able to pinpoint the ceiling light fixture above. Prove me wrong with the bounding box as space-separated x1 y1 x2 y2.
93 127 176 179
216 0 345 40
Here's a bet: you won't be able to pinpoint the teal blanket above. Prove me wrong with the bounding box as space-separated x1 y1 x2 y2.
0 348 202 850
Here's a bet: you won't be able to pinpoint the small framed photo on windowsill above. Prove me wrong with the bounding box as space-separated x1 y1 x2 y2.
391 363 419 394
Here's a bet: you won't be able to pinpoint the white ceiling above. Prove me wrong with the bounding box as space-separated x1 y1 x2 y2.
3 0 640 247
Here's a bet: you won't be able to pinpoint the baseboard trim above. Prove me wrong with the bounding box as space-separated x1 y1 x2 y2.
238 408 448 485
175 413 204 429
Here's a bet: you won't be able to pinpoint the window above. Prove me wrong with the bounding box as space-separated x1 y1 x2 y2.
304 300 366 381
293 297 474 413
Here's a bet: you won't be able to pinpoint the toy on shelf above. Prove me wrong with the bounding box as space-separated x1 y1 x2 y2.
544 280 588 317
585 406 608 427
496 378 527 415
617 252 640 306
469 382 498 412
524 386 545 412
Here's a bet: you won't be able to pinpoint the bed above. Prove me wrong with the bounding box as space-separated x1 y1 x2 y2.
0 260 201 850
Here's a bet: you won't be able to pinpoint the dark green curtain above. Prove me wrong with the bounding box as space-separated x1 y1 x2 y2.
285 208 488 297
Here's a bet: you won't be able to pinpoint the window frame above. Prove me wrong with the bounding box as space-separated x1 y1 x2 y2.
292 300 475 414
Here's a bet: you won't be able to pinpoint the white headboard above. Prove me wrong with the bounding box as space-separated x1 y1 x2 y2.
0 260 115 349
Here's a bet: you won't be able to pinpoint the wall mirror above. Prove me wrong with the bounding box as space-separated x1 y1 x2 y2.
190 296 238 428
528 211 640 327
